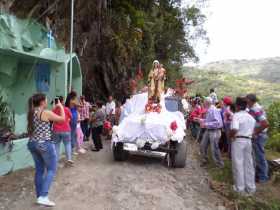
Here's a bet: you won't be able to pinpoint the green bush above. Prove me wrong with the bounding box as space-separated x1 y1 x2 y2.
266 131 280 152
266 102 280 152
267 101 280 132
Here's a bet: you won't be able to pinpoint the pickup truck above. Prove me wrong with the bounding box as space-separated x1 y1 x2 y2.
112 93 187 168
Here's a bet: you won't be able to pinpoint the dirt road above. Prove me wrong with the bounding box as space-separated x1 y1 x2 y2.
0 138 225 210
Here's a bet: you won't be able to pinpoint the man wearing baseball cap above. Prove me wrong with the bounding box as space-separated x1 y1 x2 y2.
221 96 234 156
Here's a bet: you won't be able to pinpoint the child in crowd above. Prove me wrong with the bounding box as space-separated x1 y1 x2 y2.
76 109 86 154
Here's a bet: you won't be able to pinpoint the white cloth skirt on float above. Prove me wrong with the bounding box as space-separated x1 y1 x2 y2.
113 92 186 145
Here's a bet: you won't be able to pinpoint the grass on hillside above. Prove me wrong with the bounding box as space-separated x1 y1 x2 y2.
183 69 280 108
206 151 280 210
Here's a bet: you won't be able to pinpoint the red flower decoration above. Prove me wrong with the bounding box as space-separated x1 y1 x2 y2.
170 121 178 131
103 120 112 130
145 101 162 113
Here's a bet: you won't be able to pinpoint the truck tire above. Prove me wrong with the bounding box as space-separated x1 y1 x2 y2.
113 142 129 161
173 140 187 168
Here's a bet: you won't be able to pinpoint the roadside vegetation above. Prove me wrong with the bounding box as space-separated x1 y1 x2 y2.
183 68 280 108
185 66 280 209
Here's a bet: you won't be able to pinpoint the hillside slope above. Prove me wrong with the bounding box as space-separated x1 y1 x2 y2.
183 58 280 107
201 57 280 82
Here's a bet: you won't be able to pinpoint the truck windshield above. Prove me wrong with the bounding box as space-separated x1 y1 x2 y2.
165 99 179 112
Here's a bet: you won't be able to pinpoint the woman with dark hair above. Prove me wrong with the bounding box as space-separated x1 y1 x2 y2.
65 91 79 152
27 93 65 207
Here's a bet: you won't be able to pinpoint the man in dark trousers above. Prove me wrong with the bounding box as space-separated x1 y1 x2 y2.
91 101 105 151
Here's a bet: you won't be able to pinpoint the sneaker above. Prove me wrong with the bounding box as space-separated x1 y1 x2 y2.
257 179 269 184
37 196 55 207
78 148 86 154
91 148 100 152
66 160 74 165
232 185 247 196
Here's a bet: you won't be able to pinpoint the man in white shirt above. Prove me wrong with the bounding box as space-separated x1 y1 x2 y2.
229 97 256 195
209 88 218 105
105 95 116 125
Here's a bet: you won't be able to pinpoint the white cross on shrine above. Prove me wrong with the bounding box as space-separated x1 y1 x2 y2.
47 30 54 48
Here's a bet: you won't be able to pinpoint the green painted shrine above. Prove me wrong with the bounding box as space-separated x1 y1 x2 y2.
0 13 82 175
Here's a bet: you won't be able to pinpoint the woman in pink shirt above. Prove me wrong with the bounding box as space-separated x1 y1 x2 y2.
52 96 73 165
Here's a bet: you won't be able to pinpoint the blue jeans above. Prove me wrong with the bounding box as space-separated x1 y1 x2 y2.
53 132 72 161
27 140 57 198
81 119 90 138
70 122 77 149
253 134 269 181
190 122 200 139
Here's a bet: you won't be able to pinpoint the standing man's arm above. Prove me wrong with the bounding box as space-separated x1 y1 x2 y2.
229 115 238 139
253 111 269 136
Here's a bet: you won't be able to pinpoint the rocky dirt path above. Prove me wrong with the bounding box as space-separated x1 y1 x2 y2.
0 138 226 210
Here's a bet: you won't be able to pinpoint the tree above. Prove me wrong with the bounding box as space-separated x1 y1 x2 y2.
9 0 207 99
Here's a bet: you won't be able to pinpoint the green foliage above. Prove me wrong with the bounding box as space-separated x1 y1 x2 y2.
111 0 207 85
266 102 280 152
266 133 280 152
183 68 280 108
237 198 280 210
208 157 280 210
267 101 280 132
208 159 233 184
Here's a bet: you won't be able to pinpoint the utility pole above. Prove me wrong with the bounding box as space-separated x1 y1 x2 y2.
69 0 74 93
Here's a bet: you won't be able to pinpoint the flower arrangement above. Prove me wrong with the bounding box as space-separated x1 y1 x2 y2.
166 121 179 141
103 120 112 131
170 121 178 131
145 101 162 113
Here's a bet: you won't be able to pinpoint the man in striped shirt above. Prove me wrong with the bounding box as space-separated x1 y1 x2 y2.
247 94 269 183
79 96 92 141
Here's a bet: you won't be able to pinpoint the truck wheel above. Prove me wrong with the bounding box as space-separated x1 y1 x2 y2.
173 140 187 168
113 142 129 161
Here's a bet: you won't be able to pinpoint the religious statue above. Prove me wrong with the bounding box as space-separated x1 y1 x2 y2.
147 60 166 103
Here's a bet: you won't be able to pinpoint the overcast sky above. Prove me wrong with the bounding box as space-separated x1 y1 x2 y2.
184 0 280 64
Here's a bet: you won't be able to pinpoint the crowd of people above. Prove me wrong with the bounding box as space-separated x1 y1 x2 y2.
187 89 269 196
27 91 121 207
26 85 270 206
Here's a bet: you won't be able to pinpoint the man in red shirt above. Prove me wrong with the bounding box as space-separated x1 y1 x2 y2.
188 97 206 140
52 96 73 165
